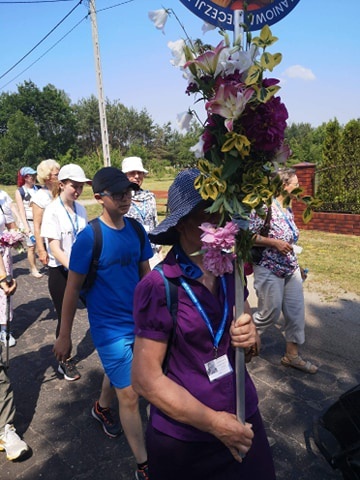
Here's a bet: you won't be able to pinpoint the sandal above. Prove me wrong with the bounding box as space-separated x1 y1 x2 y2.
281 354 318 374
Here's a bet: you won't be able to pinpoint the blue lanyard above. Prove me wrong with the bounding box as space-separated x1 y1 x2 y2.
59 197 79 238
274 199 298 243
179 275 229 354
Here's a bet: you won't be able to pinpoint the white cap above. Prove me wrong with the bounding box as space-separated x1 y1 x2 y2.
58 164 91 183
122 156 148 174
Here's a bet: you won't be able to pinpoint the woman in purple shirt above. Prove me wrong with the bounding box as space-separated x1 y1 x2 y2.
132 169 275 480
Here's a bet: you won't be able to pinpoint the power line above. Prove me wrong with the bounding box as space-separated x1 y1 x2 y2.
96 0 133 14
0 0 134 87
0 0 83 81
0 15 87 90
0 1 74 3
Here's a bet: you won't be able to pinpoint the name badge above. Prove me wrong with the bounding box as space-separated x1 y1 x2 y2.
205 354 233 382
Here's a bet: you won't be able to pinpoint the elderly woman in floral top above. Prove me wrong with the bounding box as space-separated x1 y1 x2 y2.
249 167 318 374
122 156 162 268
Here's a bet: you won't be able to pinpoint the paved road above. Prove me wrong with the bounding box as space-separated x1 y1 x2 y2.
1 252 359 479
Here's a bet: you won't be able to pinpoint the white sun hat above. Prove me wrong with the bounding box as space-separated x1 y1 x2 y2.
121 156 148 174
58 164 91 183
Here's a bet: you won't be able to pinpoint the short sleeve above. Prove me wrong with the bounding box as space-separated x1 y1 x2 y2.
0 192 14 224
133 270 174 342
249 208 267 234
69 225 94 275
41 204 61 240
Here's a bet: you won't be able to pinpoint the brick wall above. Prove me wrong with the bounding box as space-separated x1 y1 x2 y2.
292 163 360 236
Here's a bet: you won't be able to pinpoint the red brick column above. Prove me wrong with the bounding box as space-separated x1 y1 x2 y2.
292 163 316 228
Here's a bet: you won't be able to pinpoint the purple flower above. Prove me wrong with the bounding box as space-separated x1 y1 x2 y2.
242 95 288 152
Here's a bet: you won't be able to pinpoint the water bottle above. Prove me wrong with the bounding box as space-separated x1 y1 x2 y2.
302 268 309 282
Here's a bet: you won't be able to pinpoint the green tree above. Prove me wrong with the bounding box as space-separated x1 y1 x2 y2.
0 81 77 163
0 111 44 184
341 119 360 205
73 95 102 157
285 122 320 165
317 118 342 202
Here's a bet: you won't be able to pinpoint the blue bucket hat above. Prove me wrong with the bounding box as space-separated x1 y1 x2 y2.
20 166 37 176
149 168 204 245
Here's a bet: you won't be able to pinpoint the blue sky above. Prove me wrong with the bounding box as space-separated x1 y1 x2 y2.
1 0 359 129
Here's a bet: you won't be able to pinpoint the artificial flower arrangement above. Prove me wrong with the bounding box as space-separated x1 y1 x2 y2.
0 229 26 254
149 8 319 271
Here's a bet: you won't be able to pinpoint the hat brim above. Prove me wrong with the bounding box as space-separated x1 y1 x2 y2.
149 201 203 245
123 167 149 175
58 175 91 183
105 180 140 194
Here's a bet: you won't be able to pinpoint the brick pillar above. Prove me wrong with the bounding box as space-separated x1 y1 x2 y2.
292 163 316 228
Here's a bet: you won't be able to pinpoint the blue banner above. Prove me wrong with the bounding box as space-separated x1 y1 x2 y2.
179 0 301 32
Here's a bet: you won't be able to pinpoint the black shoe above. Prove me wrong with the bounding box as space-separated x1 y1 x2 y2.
91 401 122 438
58 360 81 381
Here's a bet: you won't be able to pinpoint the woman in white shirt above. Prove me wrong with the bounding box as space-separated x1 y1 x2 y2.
31 159 60 266
41 164 89 381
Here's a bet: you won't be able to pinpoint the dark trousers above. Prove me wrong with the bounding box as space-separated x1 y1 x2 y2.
0 345 15 434
48 266 68 338
146 408 276 480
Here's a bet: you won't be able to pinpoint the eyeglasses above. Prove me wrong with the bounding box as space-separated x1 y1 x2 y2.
99 190 132 201
288 182 299 187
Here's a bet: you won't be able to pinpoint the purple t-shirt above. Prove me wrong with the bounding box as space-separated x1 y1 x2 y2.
133 248 258 442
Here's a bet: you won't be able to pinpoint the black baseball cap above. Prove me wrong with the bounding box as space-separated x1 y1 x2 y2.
92 167 139 194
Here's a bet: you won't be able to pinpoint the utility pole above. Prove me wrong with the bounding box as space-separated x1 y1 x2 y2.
88 0 111 166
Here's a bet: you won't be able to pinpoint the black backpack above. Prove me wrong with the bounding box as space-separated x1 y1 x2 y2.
18 185 39 201
80 217 145 305
313 384 360 479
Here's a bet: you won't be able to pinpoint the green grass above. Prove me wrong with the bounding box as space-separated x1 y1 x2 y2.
299 230 360 299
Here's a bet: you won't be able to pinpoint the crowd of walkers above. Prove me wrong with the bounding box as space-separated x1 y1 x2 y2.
0 161 317 479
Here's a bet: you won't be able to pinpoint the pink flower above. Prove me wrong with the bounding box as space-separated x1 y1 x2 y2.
184 41 226 76
203 249 235 276
206 83 254 132
199 221 239 276
0 230 25 252
200 221 239 249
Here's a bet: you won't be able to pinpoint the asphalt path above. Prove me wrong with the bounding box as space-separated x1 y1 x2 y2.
1 252 359 479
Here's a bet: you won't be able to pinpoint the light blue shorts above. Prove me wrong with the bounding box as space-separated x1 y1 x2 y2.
96 337 134 389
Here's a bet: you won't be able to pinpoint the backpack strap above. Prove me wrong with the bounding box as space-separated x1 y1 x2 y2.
154 263 178 374
18 186 25 200
126 216 145 251
81 218 103 302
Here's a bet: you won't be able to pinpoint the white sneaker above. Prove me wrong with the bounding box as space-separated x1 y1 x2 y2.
0 330 16 347
0 424 29 460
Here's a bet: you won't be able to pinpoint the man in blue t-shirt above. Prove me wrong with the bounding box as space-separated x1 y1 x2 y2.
53 167 152 480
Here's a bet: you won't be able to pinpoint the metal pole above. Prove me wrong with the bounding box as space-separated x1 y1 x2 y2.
233 9 246 427
233 9 244 47
234 260 245 424
88 0 111 167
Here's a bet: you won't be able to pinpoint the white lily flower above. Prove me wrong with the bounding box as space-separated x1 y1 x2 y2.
168 39 187 68
190 137 205 159
148 9 169 34
177 111 193 131
202 22 216 34
215 47 233 76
